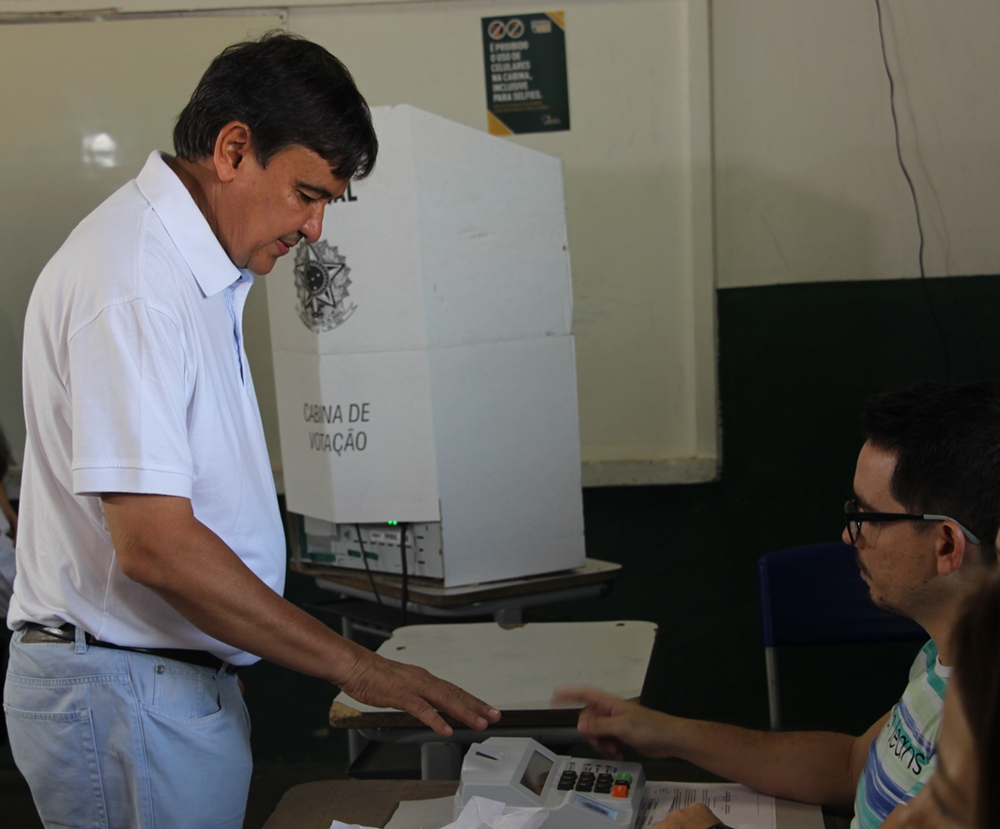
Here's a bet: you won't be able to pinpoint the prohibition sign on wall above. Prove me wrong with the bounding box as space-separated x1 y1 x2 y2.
481 11 569 136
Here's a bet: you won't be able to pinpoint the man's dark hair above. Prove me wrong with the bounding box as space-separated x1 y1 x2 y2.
173 31 377 180
862 380 1000 564
952 567 1000 829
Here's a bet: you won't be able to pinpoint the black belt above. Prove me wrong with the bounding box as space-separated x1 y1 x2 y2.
22 623 238 674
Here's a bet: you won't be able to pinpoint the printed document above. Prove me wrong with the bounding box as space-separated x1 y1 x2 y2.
637 782 776 829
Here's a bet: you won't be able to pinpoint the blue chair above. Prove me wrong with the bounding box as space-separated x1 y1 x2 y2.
758 542 927 730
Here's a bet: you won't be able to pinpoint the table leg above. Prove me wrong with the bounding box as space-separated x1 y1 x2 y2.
420 742 464 780
347 729 369 763
492 605 523 625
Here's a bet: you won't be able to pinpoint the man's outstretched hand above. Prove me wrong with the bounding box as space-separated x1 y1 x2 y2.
552 686 674 760
100 492 500 739
339 648 501 737
654 803 724 829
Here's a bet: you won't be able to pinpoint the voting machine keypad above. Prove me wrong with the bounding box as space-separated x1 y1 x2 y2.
556 764 633 798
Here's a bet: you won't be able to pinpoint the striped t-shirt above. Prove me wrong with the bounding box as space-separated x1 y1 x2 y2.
852 640 950 829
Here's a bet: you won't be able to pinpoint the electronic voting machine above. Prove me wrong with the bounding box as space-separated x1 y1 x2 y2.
455 737 646 829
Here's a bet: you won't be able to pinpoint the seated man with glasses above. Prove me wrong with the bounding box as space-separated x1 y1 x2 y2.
556 380 1000 829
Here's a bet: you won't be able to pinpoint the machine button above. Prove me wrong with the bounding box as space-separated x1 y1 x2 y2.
557 771 578 791
594 773 614 794
612 784 630 798
615 772 633 785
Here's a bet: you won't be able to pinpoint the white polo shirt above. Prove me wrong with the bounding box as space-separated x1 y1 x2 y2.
10 151 285 666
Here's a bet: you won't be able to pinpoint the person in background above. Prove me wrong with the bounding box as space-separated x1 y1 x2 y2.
0 424 16 617
556 381 1000 829
0 424 15 748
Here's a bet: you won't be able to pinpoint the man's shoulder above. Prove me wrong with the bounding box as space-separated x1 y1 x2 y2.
61 177 168 268
896 640 947 729
906 639 946 690
33 176 188 321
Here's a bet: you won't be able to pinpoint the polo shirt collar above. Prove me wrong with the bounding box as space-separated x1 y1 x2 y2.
136 151 244 297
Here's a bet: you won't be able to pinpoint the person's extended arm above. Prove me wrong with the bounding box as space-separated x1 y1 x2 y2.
653 803 726 829
102 493 501 736
553 687 885 814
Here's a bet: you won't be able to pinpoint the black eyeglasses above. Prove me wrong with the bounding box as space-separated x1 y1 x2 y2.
844 499 981 545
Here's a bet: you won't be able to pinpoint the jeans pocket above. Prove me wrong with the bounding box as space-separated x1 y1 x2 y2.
4 703 108 828
149 663 222 721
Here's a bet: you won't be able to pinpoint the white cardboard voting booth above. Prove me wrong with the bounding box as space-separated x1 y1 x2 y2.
267 105 584 587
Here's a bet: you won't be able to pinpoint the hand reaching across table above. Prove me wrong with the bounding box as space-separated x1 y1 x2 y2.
336 645 501 736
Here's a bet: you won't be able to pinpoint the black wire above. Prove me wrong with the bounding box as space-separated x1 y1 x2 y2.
874 0 951 380
399 522 409 628
355 523 382 606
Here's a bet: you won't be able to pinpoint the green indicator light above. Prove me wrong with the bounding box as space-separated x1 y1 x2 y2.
387 520 398 526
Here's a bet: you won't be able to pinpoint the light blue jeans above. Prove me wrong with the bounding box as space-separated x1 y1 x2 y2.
4 626 252 828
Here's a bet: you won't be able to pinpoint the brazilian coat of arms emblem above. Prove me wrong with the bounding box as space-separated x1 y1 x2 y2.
294 240 356 333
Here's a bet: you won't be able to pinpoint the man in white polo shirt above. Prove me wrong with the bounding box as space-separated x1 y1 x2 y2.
5 33 499 828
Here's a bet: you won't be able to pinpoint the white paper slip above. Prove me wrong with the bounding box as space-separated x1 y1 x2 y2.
638 782 776 829
384 796 455 829
383 796 549 829
445 796 548 829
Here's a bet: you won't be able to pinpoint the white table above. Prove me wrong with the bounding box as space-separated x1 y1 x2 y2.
329 621 658 777
295 556 624 640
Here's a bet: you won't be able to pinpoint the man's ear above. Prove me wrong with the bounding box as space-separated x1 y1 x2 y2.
935 520 968 576
212 121 253 183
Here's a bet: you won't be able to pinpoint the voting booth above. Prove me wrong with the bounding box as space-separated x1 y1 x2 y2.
267 105 584 588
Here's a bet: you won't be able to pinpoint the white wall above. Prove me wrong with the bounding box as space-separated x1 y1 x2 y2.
284 0 718 485
0 0 719 488
4 0 996 490
0 12 285 485
713 0 1000 288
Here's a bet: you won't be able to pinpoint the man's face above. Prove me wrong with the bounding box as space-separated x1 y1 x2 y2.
217 144 348 275
843 441 939 617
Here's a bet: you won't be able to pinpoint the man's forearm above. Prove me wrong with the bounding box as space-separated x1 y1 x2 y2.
568 688 862 810
101 493 501 737
564 688 884 815
659 716 859 812
103 492 366 683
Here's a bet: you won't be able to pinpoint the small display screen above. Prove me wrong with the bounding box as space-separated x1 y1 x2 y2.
519 751 554 797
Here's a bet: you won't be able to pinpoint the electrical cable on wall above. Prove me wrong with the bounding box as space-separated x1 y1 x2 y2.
399 523 410 628
355 524 382 606
874 0 951 380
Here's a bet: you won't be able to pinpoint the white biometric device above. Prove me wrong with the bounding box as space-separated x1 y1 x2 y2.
455 737 646 829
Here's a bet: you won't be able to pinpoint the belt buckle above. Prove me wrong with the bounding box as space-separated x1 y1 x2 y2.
22 625 73 644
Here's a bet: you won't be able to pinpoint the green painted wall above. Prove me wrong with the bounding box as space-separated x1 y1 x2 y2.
242 272 1000 762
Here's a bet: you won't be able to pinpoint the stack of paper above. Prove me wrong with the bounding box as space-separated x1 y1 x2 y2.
637 782 776 829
